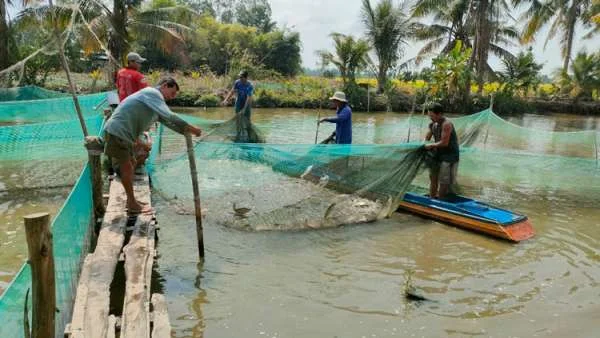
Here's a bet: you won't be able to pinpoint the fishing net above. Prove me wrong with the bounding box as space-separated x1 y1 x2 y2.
150 142 429 231
406 109 600 159
0 86 68 102
0 165 94 338
0 92 109 124
149 107 600 233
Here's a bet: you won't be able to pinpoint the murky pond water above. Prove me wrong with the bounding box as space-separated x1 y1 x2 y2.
1 108 599 337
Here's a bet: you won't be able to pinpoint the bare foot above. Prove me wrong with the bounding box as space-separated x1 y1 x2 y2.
126 202 153 215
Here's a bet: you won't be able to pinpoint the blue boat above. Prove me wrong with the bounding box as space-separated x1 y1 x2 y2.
398 192 535 242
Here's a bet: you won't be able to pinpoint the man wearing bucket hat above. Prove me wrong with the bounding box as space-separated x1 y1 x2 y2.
116 52 148 102
222 70 254 119
318 91 352 144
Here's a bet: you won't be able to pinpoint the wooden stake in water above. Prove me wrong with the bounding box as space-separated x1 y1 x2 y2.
314 102 322 144
185 133 205 258
24 213 55 338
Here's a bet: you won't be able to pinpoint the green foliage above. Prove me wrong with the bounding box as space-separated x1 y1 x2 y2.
499 48 543 97
195 94 220 107
177 0 216 15
428 40 473 112
152 0 178 9
317 33 371 86
188 15 301 77
235 0 276 33
361 0 413 93
556 51 600 101
251 29 301 76
472 92 535 115
521 0 593 72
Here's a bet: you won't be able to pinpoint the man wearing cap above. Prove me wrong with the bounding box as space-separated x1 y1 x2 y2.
318 91 352 144
104 77 203 215
424 106 459 200
222 70 254 119
116 52 148 102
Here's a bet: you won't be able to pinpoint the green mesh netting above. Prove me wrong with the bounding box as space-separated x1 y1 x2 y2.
148 108 600 232
0 164 93 338
0 91 103 336
0 91 109 124
0 86 68 102
406 109 600 159
0 116 103 161
1 101 600 336
150 142 428 231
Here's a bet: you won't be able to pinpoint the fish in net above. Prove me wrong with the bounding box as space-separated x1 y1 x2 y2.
150 139 430 231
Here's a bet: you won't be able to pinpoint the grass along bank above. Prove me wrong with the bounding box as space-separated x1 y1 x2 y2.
42 72 600 115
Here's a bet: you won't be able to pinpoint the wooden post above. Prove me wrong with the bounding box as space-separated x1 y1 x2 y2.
314 101 322 144
367 83 370 113
185 133 205 258
24 213 55 338
85 136 106 219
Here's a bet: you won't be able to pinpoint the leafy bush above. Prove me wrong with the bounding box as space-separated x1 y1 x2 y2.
170 91 199 106
254 88 281 108
195 94 220 107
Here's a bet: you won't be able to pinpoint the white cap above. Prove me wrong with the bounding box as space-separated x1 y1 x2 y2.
127 52 146 63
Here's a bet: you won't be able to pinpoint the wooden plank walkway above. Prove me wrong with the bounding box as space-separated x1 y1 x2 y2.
65 172 172 338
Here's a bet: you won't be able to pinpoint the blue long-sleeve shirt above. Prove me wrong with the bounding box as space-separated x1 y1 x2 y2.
323 104 352 144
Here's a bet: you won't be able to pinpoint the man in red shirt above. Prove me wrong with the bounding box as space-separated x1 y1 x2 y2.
116 52 148 102
116 52 150 169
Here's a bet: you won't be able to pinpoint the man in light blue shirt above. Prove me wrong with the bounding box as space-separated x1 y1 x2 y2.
104 77 202 214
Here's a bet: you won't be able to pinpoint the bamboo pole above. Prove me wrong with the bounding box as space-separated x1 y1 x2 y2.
58 43 88 137
314 100 322 144
48 0 88 137
24 213 55 338
185 133 204 258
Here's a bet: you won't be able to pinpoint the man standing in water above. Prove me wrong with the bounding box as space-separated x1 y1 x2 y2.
222 70 254 119
318 91 352 144
104 77 202 214
424 106 460 200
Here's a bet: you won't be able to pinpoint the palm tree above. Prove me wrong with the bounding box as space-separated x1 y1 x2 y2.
468 0 517 94
558 51 600 100
411 0 518 73
317 33 371 86
411 0 471 63
78 0 194 66
499 48 543 96
0 1 32 70
520 0 594 73
361 0 413 93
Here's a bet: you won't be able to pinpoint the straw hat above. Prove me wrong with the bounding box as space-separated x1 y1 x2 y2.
329 91 347 102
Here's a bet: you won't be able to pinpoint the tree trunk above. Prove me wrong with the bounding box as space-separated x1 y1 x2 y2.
377 65 386 94
0 1 11 70
108 0 129 85
562 5 578 73
474 0 490 95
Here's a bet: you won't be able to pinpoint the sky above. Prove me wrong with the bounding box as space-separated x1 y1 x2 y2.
270 0 600 76
6 1 600 76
